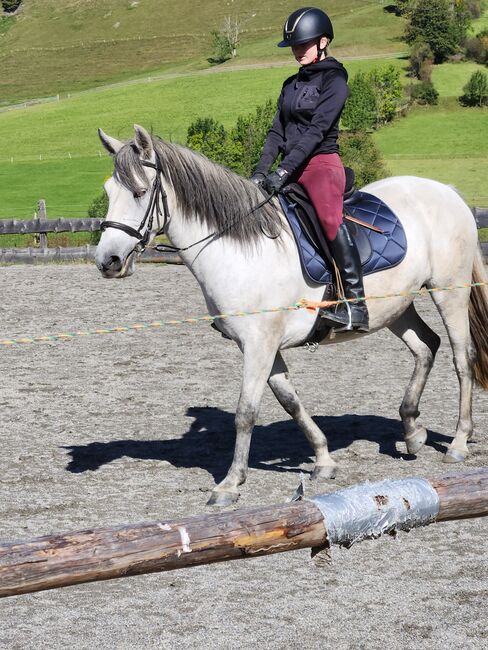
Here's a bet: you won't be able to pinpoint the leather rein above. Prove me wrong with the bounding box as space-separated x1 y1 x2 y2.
100 157 274 256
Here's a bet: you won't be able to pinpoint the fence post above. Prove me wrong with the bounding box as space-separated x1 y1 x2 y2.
37 200 48 250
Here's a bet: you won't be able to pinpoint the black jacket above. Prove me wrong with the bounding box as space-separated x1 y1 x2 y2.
255 58 349 176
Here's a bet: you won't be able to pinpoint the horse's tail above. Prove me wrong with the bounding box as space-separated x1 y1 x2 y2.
470 245 488 390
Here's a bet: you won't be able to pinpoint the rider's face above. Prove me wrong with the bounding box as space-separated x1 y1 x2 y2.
291 37 327 65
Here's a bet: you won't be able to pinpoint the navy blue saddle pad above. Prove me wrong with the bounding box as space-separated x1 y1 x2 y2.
278 190 408 285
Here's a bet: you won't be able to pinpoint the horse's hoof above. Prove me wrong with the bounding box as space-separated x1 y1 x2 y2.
206 490 239 507
310 464 337 481
405 427 427 455
443 448 467 464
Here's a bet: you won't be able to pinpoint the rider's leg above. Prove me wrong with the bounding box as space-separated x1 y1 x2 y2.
297 154 369 332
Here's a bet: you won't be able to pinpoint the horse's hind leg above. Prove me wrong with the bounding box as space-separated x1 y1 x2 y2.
388 303 441 454
268 351 337 480
428 287 475 462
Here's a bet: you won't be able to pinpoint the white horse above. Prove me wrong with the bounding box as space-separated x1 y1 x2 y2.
95 124 488 506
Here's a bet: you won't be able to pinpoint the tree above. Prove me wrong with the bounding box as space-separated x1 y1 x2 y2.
460 70 488 106
368 65 403 124
209 16 242 64
404 0 471 63
341 72 377 132
221 16 242 58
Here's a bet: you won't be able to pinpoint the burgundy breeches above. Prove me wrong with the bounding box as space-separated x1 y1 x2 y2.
296 153 346 241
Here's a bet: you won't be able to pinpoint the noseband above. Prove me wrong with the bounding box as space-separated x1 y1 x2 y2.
99 158 170 253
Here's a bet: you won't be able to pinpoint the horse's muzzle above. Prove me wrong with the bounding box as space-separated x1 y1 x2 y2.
97 255 123 278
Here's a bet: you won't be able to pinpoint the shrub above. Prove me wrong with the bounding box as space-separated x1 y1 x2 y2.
460 70 488 106
187 117 230 167
1 0 22 12
341 72 377 132
187 101 277 176
209 30 232 64
410 81 439 104
409 39 434 80
368 64 403 123
465 29 488 65
186 103 387 187
339 132 388 187
87 191 108 244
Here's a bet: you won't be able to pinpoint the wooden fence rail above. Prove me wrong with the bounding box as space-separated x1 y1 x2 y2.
0 469 486 599
0 200 182 264
1 201 487 264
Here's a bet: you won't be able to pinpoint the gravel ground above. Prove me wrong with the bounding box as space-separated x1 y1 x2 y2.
0 263 487 650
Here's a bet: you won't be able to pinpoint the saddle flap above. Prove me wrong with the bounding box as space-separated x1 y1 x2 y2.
283 184 373 267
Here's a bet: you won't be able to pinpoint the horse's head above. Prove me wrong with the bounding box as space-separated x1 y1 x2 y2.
95 124 165 278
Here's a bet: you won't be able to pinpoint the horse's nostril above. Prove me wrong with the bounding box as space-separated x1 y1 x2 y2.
102 256 122 273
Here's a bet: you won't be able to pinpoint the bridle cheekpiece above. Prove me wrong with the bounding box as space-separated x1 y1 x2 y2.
100 157 170 254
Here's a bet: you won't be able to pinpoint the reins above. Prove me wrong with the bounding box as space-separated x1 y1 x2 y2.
152 191 275 254
100 155 275 256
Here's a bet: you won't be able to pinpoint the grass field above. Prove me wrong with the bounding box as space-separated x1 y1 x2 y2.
0 57 407 219
0 0 486 241
0 0 405 105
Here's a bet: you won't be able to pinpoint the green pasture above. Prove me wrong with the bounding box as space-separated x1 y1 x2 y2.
0 56 487 231
0 0 405 104
0 57 405 219
374 95 488 207
431 61 488 97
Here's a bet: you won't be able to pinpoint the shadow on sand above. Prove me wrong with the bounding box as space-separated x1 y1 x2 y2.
63 406 454 483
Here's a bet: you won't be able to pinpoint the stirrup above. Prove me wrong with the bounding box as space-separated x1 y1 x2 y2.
320 301 369 333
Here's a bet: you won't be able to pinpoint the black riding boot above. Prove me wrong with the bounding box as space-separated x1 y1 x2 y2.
319 223 369 332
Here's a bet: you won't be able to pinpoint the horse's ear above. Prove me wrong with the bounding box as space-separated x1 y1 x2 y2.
133 124 153 158
98 128 123 155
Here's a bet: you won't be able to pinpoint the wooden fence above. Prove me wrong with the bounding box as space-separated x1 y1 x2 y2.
0 200 181 264
1 201 487 264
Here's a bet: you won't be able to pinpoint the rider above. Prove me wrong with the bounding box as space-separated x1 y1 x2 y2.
251 7 369 332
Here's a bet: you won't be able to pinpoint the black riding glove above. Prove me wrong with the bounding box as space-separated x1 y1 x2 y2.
263 167 289 195
250 172 266 186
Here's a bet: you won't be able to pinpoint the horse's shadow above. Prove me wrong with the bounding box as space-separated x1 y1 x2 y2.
63 406 454 482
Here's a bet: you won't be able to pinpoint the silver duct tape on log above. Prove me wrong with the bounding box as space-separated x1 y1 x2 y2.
309 478 440 547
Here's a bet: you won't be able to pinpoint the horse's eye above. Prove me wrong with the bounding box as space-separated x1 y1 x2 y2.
133 189 147 199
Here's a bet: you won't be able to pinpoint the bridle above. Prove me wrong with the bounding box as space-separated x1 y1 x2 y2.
100 154 275 256
100 158 169 254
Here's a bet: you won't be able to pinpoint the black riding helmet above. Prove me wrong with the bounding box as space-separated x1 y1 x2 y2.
278 7 334 48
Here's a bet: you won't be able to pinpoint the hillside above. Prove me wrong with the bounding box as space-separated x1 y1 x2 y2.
0 0 406 104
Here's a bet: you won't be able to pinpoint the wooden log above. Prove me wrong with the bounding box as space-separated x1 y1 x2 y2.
0 469 487 599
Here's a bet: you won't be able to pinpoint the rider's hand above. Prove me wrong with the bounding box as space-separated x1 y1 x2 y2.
263 167 289 195
250 172 266 187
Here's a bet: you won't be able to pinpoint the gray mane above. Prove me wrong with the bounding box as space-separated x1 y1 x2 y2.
113 136 282 247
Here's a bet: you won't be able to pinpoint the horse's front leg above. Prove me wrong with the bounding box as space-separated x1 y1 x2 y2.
268 351 337 479
207 336 279 507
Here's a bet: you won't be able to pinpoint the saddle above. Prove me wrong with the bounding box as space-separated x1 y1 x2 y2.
278 167 408 345
278 167 408 287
